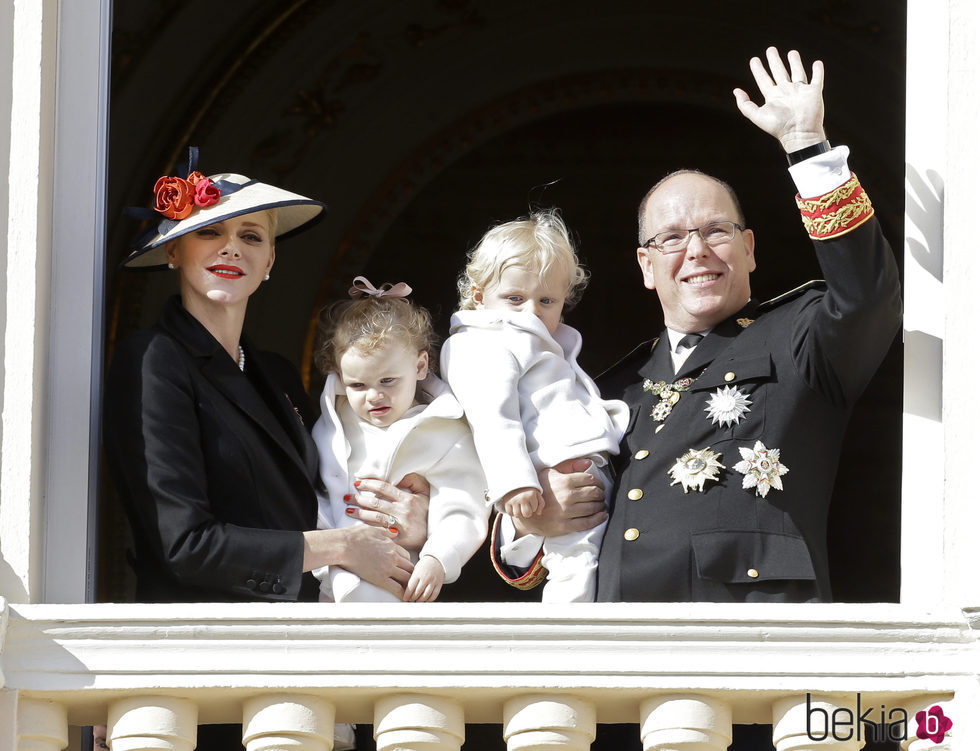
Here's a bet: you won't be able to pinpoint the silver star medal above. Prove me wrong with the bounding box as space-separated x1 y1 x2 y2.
668 447 725 493
704 385 752 427
733 441 789 498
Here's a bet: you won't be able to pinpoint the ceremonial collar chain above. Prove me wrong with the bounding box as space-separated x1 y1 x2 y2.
642 371 704 422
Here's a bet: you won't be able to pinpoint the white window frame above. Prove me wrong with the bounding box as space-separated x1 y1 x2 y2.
41 0 111 602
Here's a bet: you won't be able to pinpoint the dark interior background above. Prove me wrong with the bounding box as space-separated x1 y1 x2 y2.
100 0 906 609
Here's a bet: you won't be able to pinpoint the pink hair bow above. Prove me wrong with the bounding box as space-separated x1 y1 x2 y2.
348 275 413 300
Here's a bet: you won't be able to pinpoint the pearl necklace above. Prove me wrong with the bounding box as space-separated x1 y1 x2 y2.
238 345 245 371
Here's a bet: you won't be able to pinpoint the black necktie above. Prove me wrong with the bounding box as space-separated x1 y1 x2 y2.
674 333 704 353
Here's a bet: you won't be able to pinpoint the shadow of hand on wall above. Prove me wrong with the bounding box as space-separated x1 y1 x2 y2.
905 166 943 283
903 165 943 423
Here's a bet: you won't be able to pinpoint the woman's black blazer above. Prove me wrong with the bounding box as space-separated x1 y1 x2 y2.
103 296 320 602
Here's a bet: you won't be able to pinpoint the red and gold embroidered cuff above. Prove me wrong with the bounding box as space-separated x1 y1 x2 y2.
489 513 547 591
795 172 874 240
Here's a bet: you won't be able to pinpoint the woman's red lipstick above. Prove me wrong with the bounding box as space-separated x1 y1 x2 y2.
207 264 245 277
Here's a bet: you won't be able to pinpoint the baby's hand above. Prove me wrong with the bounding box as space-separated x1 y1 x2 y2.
502 487 545 518
404 555 445 602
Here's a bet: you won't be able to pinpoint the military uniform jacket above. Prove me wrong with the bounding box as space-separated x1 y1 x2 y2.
103 296 320 603
596 217 901 602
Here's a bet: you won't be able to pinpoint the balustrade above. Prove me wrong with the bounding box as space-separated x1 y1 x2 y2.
1 689 969 751
0 600 973 751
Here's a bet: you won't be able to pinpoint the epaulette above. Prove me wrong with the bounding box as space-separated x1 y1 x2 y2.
757 280 827 313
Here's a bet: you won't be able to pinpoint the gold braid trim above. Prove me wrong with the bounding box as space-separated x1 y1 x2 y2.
490 513 547 590
795 173 875 240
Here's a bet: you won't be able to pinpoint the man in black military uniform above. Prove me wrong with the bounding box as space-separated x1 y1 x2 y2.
491 46 902 605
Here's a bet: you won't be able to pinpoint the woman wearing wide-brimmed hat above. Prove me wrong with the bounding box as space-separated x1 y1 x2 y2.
103 150 427 608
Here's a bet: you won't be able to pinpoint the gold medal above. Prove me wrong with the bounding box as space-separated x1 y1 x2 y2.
668 447 726 493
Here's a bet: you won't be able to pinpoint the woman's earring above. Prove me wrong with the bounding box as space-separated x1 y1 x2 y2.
264 273 270 281
167 263 175 270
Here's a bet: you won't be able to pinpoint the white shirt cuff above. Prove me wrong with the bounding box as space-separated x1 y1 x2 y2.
497 514 544 567
788 145 851 198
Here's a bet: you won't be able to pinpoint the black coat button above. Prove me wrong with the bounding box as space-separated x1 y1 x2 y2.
272 582 286 595
245 579 257 590
258 580 271 592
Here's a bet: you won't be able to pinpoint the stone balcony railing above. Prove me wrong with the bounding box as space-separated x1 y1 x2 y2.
1 600 976 751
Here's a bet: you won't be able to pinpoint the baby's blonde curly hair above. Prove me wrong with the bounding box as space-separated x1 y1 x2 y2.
314 286 436 375
456 209 589 311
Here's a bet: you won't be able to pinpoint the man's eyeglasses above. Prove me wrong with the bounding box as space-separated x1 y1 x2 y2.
642 220 745 254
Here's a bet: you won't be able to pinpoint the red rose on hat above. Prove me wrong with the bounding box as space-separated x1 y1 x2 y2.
191 175 220 208
152 176 194 220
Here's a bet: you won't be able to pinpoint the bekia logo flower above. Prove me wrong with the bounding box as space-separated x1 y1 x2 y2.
915 705 952 744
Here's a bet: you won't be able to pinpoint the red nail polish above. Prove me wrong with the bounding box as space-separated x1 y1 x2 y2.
345 508 355 515
343 494 352 501
353 480 361 488
388 527 398 534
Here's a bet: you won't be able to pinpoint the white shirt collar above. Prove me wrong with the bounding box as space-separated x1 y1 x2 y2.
666 327 712 373
666 327 712 351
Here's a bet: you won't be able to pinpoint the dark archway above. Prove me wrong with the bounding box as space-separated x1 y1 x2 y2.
100 0 905 605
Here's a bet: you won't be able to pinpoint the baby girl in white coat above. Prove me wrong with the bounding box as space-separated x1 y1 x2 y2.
441 211 628 602
311 277 487 603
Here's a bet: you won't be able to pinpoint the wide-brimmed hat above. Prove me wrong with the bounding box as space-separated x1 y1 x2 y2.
123 148 326 269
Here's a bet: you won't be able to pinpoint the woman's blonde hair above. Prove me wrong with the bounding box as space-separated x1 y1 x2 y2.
314 286 436 375
262 208 280 237
456 209 589 311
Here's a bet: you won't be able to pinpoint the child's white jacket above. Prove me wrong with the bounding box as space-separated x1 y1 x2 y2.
313 372 488 584
440 309 629 505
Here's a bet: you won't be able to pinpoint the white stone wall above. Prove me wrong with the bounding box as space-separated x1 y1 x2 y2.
0 0 58 604
940 0 980 605
900 0 980 607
